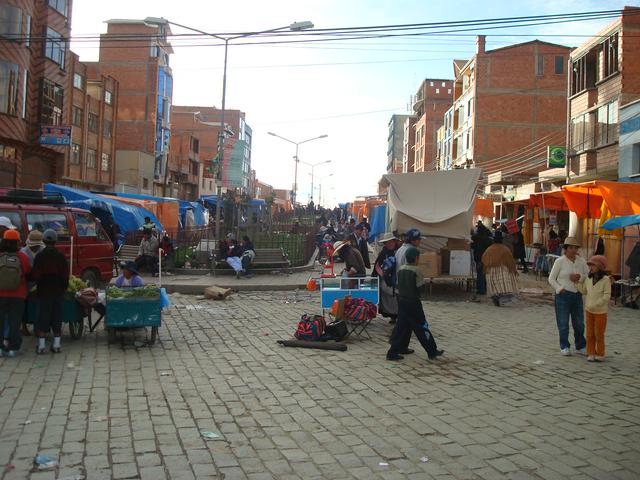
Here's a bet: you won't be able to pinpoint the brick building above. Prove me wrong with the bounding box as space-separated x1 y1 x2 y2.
412 78 454 172
172 105 252 197
386 114 411 173
0 0 74 188
89 18 173 195
452 36 571 186
167 130 199 200
567 6 640 184
61 52 118 191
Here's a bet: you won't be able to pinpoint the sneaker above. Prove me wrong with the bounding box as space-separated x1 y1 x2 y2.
50 346 61 354
5 350 17 358
587 355 595 362
386 354 404 361
36 347 46 355
429 349 445 360
575 347 586 355
401 349 415 355
560 348 571 356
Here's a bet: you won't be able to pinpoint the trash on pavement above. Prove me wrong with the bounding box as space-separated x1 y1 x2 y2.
420 456 429 463
159 371 172 376
34 454 58 470
21 420 32 425
201 431 221 440
378 462 389 467
533 360 545 365
32 363 43 369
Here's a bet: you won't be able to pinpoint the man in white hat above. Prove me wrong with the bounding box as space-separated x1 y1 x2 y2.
0 216 15 238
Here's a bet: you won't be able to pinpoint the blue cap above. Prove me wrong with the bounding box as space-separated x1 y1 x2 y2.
405 228 421 240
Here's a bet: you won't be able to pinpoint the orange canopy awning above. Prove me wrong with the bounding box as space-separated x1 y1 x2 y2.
528 191 569 211
561 181 640 219
474 198 494 217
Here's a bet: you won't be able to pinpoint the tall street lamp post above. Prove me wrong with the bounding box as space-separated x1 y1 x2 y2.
301 159 331 204
146 18 314 240
316 173 333 207
267 132 328 206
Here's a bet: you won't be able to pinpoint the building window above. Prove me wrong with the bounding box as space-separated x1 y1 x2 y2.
602 33 619 79
429 81 434 87
25 15 30 46
570 113 594 152
143 178 149 189
103 120 112 138
632 144 640 176
71 143 80 164
467 99 472 118
435 88 440 94
596 100 619 146
101 153 110 171
88 113 98 133
555 56 564 75
536 54 544 76
571 52 598 96
44 27 65 68
72 106 83 126
0 61 19 115
0 4 22 40
447 88 451 94
104 90 112 105
73 73 83 90
47 0 68 17
86 148 96 168
40 79 63 125
21 70 27 118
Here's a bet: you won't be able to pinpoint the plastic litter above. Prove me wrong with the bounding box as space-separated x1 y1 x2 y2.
34 454 58 470
420 456 429 463
378 462 389 467
21 420 32 425
533 360 545 365
67 362 75 368
159 371 172 376
32 363 43 369
201 431 221 440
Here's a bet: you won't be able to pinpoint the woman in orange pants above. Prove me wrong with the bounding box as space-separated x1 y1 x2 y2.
577 255 611 362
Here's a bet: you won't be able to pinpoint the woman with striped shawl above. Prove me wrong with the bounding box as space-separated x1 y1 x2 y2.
482 230 519 306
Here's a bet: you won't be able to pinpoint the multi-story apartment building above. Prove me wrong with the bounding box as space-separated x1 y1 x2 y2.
436 106 455 170
89 18 173 196
386 114 411 173
412 78 454 172
167 130 200 200
452 36 571 183
0 0 74 188
172 106 252 196
567 6 640 184
401 115 416 172
254 180 273 200
62 53 118 191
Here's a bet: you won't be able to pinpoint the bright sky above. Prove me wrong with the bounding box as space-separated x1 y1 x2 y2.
70 0 633 206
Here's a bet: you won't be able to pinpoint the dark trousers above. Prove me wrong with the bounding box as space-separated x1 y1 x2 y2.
241 255 252 275
36 297 64 337
554 291 586 350
476 263 486 295
0 298 25 351
388 298 439 358
135 255 158 274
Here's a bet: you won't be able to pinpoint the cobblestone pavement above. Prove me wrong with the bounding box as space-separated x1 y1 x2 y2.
1 291 639 480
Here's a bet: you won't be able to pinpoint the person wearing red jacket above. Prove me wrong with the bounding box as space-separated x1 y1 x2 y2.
0 229 31 357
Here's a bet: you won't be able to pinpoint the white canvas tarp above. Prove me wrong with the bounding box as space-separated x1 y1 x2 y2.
382 169 481 241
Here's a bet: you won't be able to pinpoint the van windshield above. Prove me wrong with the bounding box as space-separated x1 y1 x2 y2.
0 211 23 239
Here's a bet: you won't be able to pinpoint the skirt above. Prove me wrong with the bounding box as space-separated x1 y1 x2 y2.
379 282 398 317
486 266 518 297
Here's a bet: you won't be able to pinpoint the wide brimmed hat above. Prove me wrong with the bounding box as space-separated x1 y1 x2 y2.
587 255 608 271
26 230 44 247
120 260 140 276
563 237 581 248
377 232 397 244
332 240 349 256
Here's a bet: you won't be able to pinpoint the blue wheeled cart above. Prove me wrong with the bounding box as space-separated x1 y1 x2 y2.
25 293 85 340
319 276 379 338
105 287 162 345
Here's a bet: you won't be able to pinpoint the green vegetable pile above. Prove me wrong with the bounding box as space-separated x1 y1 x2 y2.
67 276 88 293
107 285 161 300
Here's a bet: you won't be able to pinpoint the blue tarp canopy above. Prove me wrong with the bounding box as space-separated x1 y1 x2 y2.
368 204 387 244
114 192 206 227
200 195 218 207
600 214 640 231
44 184 163 234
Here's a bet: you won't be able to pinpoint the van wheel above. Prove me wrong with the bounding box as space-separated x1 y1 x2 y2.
81 269 100 288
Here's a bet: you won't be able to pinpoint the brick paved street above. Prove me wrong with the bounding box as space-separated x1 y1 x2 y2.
1 291 639 480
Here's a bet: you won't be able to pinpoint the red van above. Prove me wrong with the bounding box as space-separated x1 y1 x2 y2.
0 203 114 286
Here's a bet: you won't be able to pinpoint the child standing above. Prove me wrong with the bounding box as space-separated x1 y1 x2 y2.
386 247 444 361
577 255 611 362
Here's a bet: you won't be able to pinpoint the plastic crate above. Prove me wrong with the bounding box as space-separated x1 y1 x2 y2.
106 297 161 328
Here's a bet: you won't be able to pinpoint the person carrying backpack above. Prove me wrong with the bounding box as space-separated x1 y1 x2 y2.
0 229 31 357
31 229 69 354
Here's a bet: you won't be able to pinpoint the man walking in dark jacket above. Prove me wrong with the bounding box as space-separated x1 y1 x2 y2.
349 224 371 269
31 229 69 354
471 222 493 295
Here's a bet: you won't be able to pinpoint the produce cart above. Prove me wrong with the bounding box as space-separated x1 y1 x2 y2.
25 292 85 340
105 286 163 345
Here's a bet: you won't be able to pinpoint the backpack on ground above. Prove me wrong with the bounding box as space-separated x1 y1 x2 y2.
294 314 326 341
0 253 22 290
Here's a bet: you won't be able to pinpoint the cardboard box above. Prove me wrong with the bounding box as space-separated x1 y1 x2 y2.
449 250 472 276
418 251 441 277
440 248 450 275
447 238 470 251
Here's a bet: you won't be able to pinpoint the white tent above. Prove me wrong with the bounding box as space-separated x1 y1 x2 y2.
381 169 481 248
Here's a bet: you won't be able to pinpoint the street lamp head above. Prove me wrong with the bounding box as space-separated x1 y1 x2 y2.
144 16 168 26
289 21 314 31
267 132 276 136
319 134 328 139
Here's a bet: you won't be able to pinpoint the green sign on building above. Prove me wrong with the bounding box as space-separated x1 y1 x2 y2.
547 146 566 168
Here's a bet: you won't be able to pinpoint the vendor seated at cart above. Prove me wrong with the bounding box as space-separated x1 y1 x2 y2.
115 261 145 288
135 228 159 275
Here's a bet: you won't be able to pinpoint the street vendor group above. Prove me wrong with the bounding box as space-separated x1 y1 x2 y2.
317 214 630 364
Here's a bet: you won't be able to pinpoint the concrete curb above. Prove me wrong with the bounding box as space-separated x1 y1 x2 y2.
164 282 309 295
